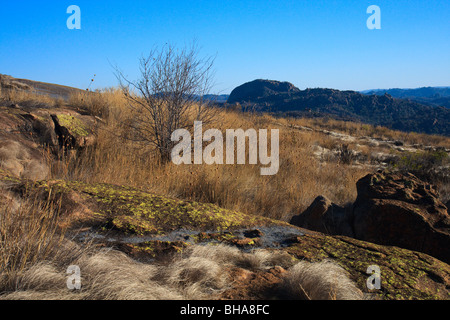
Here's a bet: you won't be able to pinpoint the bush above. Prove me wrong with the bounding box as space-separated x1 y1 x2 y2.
391 150 449 182
337 143 355 165
68 91 110 118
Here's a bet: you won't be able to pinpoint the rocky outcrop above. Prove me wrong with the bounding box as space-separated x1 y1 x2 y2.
0 102 96 181
289 196 353 237
352 171 450 264
291 171 450 264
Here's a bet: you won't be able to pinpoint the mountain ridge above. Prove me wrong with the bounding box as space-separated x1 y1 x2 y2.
361 86 450 109
227 79 450 136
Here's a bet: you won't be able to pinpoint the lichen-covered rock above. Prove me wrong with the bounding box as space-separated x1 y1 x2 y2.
10 179 288 235
284 234 450 300
4 175 450 300
51 113 95 149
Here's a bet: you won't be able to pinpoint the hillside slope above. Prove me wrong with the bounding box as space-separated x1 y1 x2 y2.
0 74 86 100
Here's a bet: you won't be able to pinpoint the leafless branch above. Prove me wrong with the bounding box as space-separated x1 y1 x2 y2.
114 42 218 163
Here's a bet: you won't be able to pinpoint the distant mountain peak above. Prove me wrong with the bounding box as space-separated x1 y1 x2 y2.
227 79 300 104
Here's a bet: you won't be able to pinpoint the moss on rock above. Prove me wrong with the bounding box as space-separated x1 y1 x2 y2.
14 179 287 236
284 234 450 300
56 114 90 137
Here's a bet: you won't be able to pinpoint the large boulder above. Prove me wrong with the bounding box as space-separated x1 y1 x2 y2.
290 196 354 237
352 171 450 264
51 113 95 150
0 100 98 182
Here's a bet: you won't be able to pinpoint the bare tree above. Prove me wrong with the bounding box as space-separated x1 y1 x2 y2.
115 43 217 163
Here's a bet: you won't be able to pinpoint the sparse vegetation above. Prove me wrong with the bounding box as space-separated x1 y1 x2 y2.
337 143 355 165
393 150 449 179
288 116 450 149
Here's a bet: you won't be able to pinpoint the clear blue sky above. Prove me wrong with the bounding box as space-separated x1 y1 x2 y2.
0 0 449 94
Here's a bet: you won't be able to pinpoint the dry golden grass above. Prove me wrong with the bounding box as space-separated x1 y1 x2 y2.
67 88 128 118
0 87 65 108
6 87 449 220
54 89 372 221
0 240 364 300
278 259 365 300
0 195 69 288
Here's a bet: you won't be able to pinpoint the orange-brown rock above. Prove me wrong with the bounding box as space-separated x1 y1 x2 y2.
352 171 450 264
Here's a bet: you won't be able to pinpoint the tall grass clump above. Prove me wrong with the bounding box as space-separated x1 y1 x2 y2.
68 88 128 119
0 198 62 275
0 193 81 295
278 260 365 300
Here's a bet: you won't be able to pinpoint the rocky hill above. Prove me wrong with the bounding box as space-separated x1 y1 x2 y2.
228 79 300 104
227 80 450 136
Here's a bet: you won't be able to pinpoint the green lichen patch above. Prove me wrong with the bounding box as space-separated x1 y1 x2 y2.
284 234 450 300
194 231 238 243
56 114 90 137
119 240 189 259
15 179 287 236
